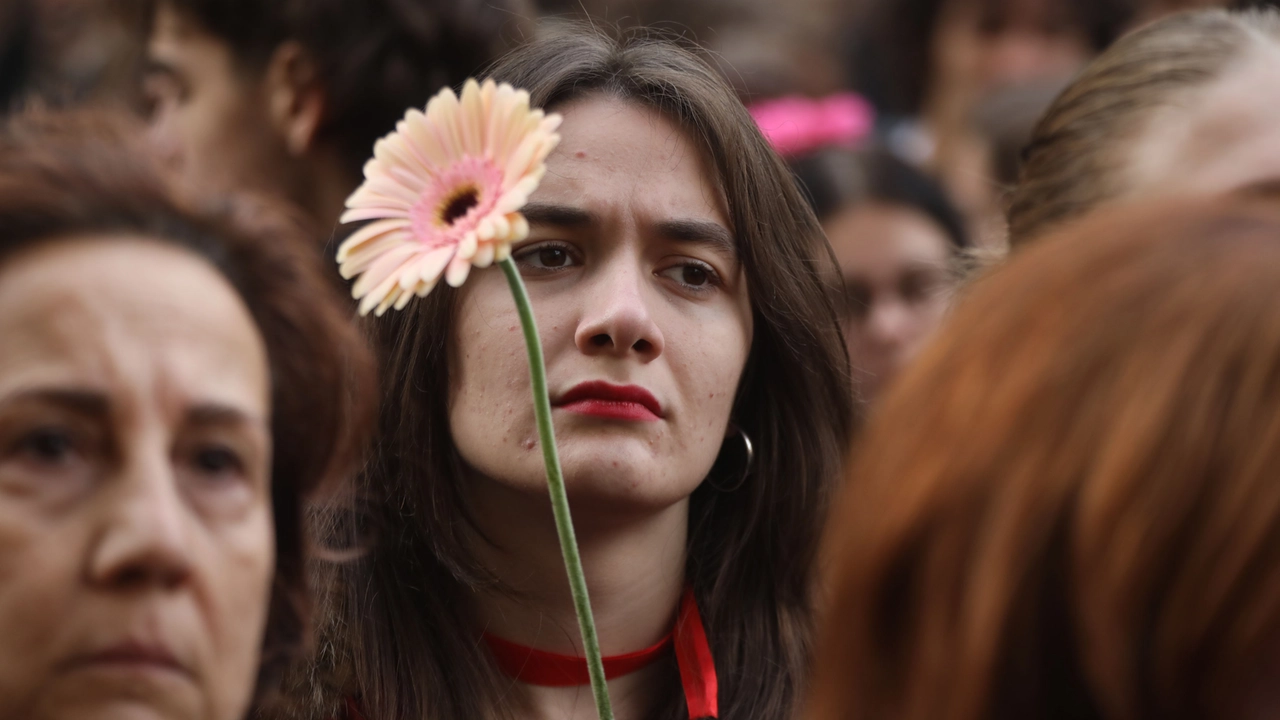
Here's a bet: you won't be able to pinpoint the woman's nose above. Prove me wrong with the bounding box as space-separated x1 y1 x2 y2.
573 261 665 361
864 297 917 351
87 450 192 591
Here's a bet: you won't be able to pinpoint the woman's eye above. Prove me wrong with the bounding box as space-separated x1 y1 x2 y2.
515 243 579 271
537 247 570 268
192 446 245 479
18 428 77 465
658 262 719 291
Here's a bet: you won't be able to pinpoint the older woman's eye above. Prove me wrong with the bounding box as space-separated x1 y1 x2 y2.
16 428 79 466
192 445 245 479
658 261 719 292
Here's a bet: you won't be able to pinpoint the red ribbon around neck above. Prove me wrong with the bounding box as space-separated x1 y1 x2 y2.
483 587 718 718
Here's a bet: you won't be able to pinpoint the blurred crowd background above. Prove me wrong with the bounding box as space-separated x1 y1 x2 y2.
1 0 1273 405
3 0 1277 238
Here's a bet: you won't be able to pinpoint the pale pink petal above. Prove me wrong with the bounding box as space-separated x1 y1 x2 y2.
352 244 417 298
457 231 478 260
341 206 413 223
445 254 472 287
372 284 403 317
337 218 411 261
340 232 416 278
418 246 454 284
490 213 511 240
509 213 529 241
458 79 484 157
393 288 416 311
473 242 495 268
360 271 403 316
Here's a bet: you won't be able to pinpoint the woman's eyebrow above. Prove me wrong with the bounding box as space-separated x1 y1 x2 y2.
0 388 109 417
186 403 267 432
521 202 594 228
655 218 737 258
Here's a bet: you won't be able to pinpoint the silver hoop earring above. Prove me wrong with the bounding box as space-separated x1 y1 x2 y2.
709 426 753 492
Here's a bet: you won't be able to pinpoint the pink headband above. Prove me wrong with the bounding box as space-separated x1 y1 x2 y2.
748 92 875 157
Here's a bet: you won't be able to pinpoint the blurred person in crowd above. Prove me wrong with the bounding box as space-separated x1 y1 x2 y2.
0 110 375 720
1008 8 1280 245
792 147 968 406
809 194 1280 720
142 0 531 239
290 25 852 720
848 0 1132 239
533 0 850 99
0 0 34 114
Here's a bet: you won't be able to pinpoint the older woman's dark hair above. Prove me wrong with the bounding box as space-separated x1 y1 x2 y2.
791 146 970 251
0 109 377 703
300 24 853 720
810 195 1280 720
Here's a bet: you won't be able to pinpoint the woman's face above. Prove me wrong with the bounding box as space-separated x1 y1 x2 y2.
450 95 753 511
826 202 956 403
1127 50 1280 200
0 237 274 720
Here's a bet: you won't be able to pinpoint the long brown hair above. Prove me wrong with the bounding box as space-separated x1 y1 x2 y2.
0 109 377 709
1007 8 1280 245
809 195 1280 720
298 24 853 720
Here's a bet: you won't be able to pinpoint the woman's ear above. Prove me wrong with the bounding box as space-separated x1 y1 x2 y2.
263 41 325 157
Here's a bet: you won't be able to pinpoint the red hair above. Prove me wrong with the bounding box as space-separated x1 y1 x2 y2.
811 195 1280 720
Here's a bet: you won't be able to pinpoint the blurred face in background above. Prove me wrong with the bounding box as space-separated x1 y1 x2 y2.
932 0 1092 102
827 202 957 404
0 236 274 720
144 3 301 204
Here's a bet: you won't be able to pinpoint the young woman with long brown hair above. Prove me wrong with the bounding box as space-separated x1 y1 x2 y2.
809 194 1280 720
291 25 853 720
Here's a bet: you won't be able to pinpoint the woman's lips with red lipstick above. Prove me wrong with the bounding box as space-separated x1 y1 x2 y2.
555 381 663 421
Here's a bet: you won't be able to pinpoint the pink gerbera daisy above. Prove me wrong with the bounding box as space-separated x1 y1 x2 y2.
337 78 562 316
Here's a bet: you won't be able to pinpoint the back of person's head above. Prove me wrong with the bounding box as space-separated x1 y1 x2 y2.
810 195 1280 720
151 0 529 178
0 108 376 710
1008 8 1280 244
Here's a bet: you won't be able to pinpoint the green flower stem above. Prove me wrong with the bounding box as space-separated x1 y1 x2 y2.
500 256 615 720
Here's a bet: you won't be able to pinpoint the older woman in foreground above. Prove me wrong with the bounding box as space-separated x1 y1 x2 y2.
0 111 375 720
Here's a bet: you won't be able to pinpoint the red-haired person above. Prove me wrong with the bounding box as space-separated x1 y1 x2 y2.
810 194 1280 720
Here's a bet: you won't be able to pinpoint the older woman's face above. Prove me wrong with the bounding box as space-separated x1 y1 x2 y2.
449 95 753 511
0 237 273 720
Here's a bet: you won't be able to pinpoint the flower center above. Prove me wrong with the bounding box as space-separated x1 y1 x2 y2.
439 185 480 226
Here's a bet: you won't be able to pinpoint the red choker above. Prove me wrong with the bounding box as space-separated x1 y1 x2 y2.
482 587 718 718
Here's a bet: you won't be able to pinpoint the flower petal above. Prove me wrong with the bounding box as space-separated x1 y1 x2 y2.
445 254 472 287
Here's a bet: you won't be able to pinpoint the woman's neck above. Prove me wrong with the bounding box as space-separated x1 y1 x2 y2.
465 473 689 720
